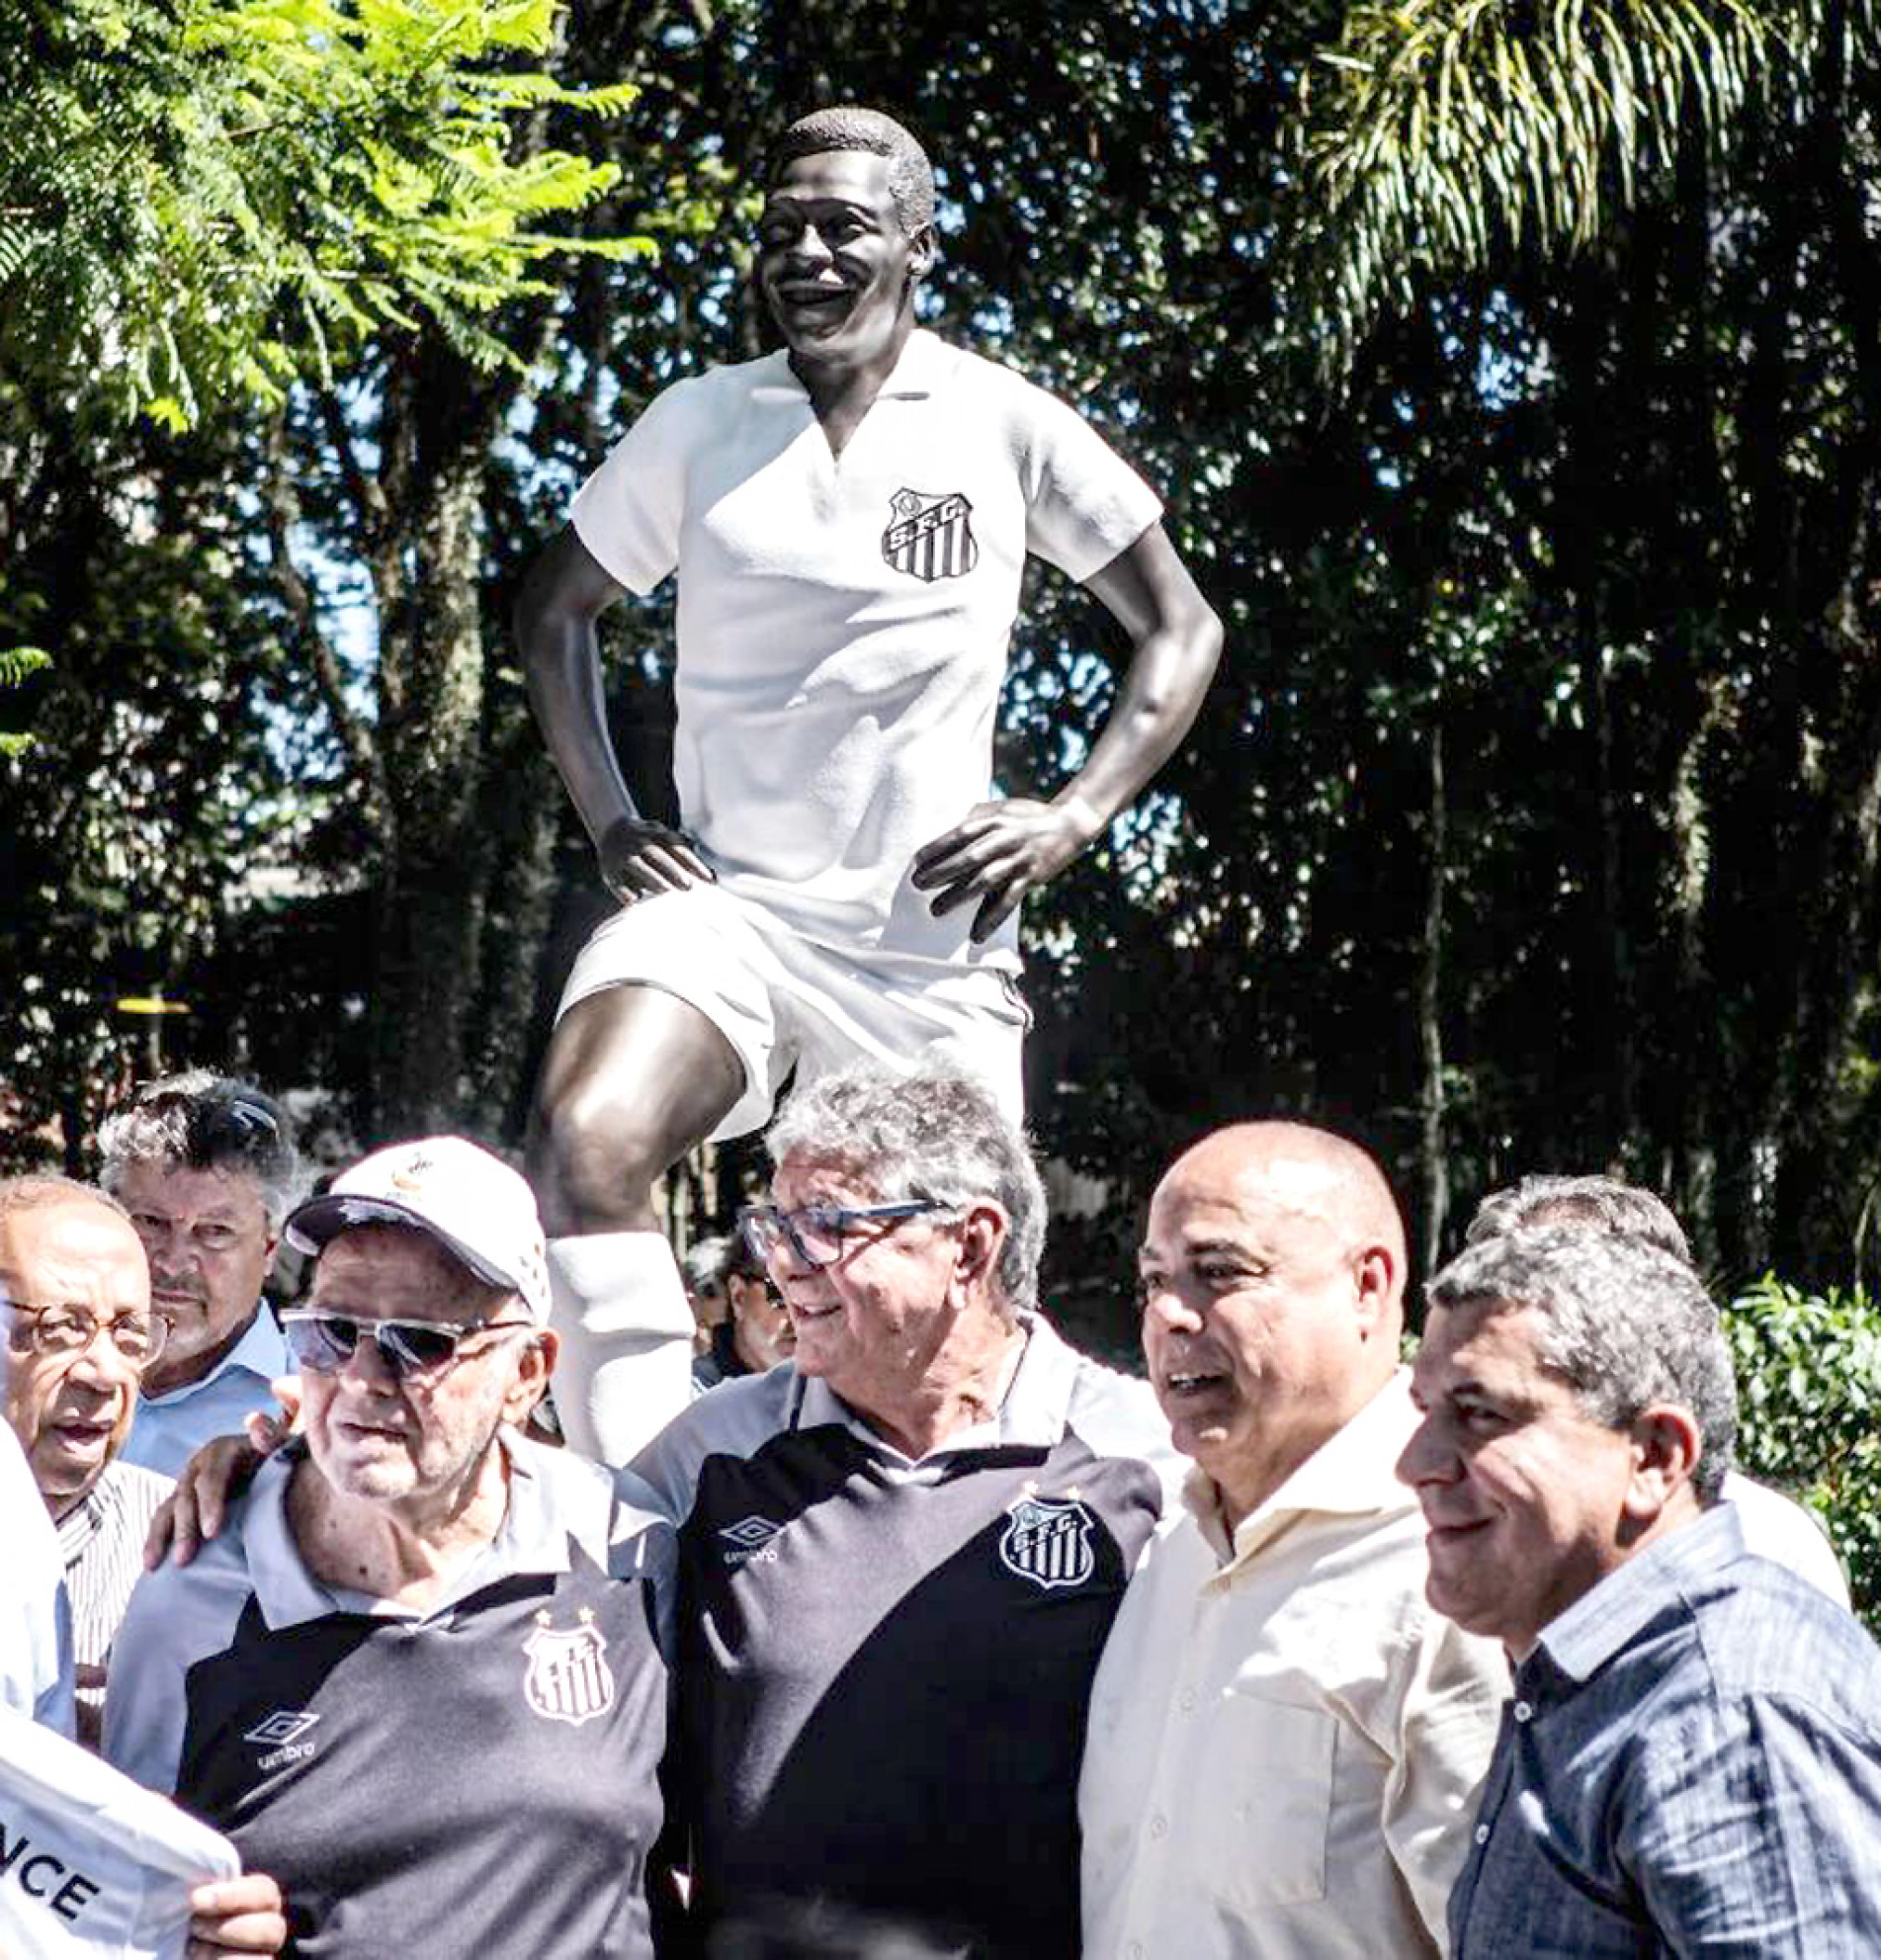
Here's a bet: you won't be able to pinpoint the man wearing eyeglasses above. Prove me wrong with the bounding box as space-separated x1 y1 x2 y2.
106 1138 678 1957
99 1071 301 1481
1 1174 286 1954
632 1064 1175 1959
0 1176 173 1745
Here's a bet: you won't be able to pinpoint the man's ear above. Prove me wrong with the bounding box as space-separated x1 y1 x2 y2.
1351 1244 1399 1340
954 1201 1006 1293
505 1328 559 1426
1622 1403 1703 1523
906 224 937 283
260 1229 282 1279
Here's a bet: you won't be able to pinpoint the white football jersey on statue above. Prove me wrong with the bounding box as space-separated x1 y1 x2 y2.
571 329 1162 967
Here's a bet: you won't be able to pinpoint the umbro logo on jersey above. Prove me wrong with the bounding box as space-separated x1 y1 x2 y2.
246 1709 320 1770
245 1710 317 1747
524 1608 617 1728
998 1494 1096 1591
883 487 978 582
720 1515 784 1568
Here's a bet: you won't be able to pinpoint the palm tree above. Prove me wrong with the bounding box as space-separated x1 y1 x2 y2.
1278 0 1867 378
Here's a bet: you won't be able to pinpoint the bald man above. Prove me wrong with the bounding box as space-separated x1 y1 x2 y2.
1079 1123 1508 1959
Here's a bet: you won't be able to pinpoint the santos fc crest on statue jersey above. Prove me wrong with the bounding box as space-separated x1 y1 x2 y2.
523 1609 616 1727
883 487 979 581
998 1493 1096 1591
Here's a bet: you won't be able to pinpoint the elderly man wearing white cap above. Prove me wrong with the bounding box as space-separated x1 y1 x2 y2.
104 1138 679 1959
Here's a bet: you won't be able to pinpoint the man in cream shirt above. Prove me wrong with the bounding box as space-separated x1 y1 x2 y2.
1079 1122 1507 1958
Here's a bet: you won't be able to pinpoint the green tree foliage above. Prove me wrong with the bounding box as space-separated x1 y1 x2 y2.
0 388 302 1165
6 0 1881 1324
1282 0 1823 379
0 647 49 759
0 0 643 429
1725 1276 1881 1627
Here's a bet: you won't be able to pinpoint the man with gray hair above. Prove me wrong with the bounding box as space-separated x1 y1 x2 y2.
1463 1171 1848 1601
517 99 1221 1469
98 1072 300 1478
632 1062 1174 1958
1401 1227 1881 1955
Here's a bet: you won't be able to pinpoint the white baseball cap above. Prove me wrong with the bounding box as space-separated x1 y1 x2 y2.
285 1136 551 1324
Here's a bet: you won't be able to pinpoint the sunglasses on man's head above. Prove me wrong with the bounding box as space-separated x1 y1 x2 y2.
281 1310 534 1380
119 1083 284 1164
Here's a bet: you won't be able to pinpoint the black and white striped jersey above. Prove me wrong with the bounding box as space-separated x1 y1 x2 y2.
631 1313 1176 1959
105 1432 674 1958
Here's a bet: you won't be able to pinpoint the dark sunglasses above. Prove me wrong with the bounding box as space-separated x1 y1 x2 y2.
281 1310 534 1380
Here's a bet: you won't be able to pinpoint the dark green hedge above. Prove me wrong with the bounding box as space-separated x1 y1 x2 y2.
1725 1278 1881 1634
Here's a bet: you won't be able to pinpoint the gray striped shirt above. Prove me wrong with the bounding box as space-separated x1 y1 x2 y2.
56 1458 172 1714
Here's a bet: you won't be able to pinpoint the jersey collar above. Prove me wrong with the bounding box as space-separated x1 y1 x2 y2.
750 326 956 405
787 1308 1079 1464
245 1428 584 1629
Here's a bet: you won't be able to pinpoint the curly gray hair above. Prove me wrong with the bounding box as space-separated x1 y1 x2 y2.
1426 1226 1736 1502
98 1071 301 1233
765 1065 1045 1319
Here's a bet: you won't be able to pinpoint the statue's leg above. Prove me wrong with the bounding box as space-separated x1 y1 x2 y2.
528 979 747 1468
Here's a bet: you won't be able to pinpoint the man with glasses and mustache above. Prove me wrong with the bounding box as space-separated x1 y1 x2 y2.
99 1072 301 1480
632 1063 1175 1958
106 1138 678 1958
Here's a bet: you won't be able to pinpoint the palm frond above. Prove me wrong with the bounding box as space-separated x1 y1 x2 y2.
1279 0 1860 381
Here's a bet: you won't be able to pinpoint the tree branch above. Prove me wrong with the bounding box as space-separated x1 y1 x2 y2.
262 413 391 836
317 388 387 551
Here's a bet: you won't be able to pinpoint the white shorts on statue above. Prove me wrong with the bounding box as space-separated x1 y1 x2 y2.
556 882 1030 1138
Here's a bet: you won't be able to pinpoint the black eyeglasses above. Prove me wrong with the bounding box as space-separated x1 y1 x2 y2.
5 1302 169 1367
281 1310 534 1380
737 1199 947 1272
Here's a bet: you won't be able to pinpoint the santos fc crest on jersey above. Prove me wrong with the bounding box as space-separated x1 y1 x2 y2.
523 1608 616 1727
998 1493 1096 1591
883 487 978 582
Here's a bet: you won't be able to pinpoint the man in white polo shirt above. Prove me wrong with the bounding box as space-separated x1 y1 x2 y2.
515 104 1223 1466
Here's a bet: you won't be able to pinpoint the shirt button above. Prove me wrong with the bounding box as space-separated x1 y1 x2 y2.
1178 1688 1198 1713
1128 1943 1145 1960
1150 1814 1168 1838
1513 1700 1533 1723
1474 1824 1491 1844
